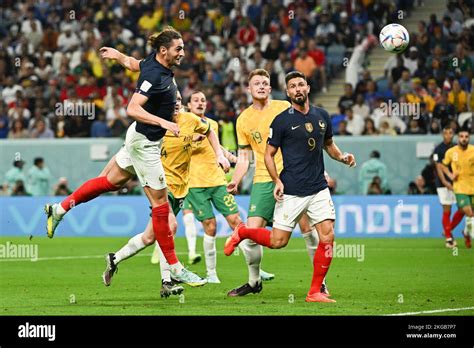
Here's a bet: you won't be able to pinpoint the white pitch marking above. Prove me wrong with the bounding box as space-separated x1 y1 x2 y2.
386 307 474 316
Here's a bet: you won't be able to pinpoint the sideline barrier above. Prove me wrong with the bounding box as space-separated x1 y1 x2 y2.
0 195 465 238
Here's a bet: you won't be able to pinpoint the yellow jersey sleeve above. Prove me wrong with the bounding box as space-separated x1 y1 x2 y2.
236 116 251 148
192 114 211 135
188 118 227 188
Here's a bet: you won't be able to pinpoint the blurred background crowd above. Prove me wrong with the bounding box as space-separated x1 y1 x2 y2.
0 0 473 196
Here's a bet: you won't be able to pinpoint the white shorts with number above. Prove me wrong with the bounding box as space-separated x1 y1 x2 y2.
436 187 456 205
115 122 167 190
273 188 336 232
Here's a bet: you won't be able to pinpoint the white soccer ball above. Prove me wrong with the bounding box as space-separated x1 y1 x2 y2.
379 23 410 53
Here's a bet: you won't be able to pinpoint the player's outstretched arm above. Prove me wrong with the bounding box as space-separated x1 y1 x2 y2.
207 129 230 172
127 93 180 136
324 138 356 167
265 143 284 201
99 47 141 72
227 147 251 194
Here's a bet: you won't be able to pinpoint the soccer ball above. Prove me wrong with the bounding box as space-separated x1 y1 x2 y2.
379 23 410 53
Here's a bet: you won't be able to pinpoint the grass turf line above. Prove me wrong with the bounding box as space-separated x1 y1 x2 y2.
0 237 472 316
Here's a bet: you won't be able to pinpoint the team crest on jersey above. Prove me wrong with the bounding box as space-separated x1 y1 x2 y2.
305 123 313 133
319 120 326 129
250 204 256 212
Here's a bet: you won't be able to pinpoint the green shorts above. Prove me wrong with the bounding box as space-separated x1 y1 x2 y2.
455 193 474 209
186 185 238 221
248 181 276 225
168 192 185 216
183 196 193 211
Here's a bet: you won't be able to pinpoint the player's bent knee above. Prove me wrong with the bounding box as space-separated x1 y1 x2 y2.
226 213 242 228
271 238 289 249
142 233 155 246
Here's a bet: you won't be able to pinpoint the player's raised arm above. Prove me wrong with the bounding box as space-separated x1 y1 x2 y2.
324 137 356 167
206 129 231 172
99 47 141 72
127 93 179 136
227 147 251 194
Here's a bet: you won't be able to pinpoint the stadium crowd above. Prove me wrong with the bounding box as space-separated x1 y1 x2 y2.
0 0 473 196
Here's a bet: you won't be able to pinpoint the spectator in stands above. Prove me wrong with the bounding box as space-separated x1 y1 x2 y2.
91 112 111 138
8 120 29 139
106 95 129 137
359 151 389 194
11 180 29 196
294 49 317 88
404 47 420 75
307 38 327 93
30 118 54 139
442 15 462 49
27 157 51 196
367 176 383 195
379 120 397 136
405 118 426 135
448 79 469 113
444 0 464 23
352 93 370 119
427 78 442 104
337 120 352 136
336 11 355 48
345 107 364 136
407 176 427 194
338 83 355 112
315 10 336 47
397 70 413 95
54 177 72 196
331 106 347 133
0 103 9 138
362 118 379 135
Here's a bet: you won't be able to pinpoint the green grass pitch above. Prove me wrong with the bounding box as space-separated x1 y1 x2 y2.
0 236 473 316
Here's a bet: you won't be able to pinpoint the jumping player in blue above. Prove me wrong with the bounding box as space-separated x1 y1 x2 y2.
224 71 356 303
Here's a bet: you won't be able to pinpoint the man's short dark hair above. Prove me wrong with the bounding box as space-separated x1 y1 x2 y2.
370 150 381 158
285 71 307 85
148 26 182 50
458 126 470 134
34 157 44 166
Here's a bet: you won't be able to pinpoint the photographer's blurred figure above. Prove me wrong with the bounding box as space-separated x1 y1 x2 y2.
12 180 29 196
27 157 52 196
359 150 390 194
54 177 72 196
3 160 27 195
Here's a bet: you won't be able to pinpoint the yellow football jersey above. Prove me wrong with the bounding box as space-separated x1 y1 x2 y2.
236 100 290 183
162 112 210 198
188 117 227 188
443 144 474 195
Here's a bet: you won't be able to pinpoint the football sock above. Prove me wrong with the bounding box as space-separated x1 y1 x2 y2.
239 239 262 287
114 232 146 264
156 242 171 282
240 226 272 248
151 203 179 265
465 216 473 237
302 228 319 261
59 176 119 214
309 242 333 295
203 234 217 276
183 213 198 256
443 211 452 238
450 209 465 231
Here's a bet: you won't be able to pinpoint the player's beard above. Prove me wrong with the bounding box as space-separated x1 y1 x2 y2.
459 139 469 149
291 93 307 106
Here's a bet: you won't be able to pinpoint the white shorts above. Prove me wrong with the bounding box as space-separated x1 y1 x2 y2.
115 122 167 190
273 188 336 232
436 187 456 205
